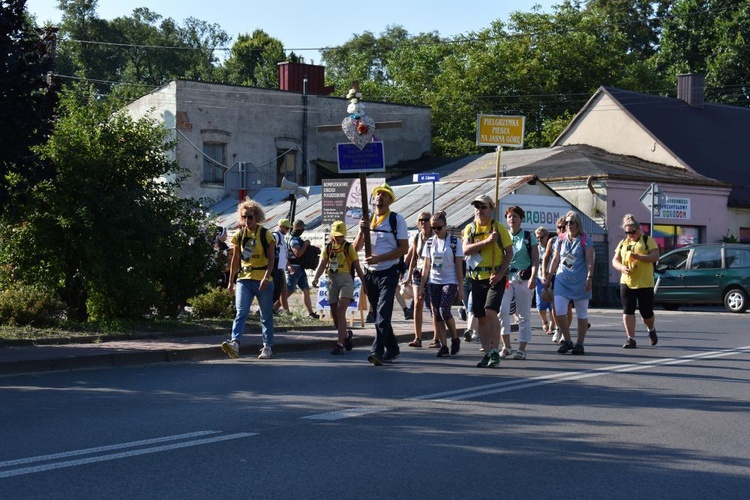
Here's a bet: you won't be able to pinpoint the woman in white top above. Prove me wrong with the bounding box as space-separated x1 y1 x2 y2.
418 212 465 358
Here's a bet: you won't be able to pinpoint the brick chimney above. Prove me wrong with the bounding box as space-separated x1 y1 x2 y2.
677 74 704 109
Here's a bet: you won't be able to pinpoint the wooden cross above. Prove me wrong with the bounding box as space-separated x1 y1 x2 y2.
315 81 402 256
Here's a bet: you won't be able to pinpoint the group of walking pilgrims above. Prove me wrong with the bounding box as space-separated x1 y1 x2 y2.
221 182 660 366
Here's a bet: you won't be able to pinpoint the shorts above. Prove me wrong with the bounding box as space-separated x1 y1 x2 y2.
469 276 506 318
620 285 655 318
286 264 309 293
328 272 355 302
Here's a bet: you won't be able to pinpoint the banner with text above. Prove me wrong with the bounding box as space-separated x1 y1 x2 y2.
321 178 386 225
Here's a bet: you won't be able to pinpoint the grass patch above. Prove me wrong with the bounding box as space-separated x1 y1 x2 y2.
0 308 327 344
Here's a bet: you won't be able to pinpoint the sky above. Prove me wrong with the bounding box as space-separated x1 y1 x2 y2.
26 0 559 64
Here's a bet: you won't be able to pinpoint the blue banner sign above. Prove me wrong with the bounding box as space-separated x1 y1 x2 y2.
337 141 386 173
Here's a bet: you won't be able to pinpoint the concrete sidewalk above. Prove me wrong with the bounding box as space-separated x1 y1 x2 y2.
0 317 433 376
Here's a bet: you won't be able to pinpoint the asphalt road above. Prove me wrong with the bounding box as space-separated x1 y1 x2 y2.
1 308 748 499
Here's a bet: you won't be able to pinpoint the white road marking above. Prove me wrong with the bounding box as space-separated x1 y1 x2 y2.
0 430 220 468
302 407 392 421
412 346 750 402
0 432 256 479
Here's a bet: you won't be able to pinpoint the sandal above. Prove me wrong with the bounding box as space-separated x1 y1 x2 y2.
542 321 549 334
428 339 442 348
408 339 422 348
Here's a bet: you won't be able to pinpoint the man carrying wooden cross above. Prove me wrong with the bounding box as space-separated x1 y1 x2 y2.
353 183 409 366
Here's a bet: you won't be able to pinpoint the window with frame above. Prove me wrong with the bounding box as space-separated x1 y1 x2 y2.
203 143 226 183
690 247 721 269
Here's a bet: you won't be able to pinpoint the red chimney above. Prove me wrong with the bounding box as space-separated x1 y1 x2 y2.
278 62 335 95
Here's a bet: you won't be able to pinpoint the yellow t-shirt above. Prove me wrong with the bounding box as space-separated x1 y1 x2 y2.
616 235 658 289
231 226 274 281
462 220 513 280
322 241 358 275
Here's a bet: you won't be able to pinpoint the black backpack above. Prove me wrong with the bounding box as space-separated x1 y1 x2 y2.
298 244 321 270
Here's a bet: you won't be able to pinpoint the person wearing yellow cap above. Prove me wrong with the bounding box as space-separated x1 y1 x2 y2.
353 183 409 366
312 221 365 355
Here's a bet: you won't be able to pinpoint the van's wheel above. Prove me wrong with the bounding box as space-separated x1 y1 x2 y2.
724 288 748 313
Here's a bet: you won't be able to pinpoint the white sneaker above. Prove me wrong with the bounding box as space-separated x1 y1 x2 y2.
221 340 240 359
258 346 274 359
499 347 513 359
552 329 563 343
471 331 479 342
513 350 527 360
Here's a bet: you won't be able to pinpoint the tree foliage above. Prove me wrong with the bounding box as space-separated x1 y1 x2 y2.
55 0 228 91
218 29 286 88
0 0 57 216
0 84 217 321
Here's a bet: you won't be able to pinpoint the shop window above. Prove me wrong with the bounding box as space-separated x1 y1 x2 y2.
203 143 226 183
644 224 701 255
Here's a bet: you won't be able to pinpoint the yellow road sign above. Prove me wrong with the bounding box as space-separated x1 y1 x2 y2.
476 114 525 148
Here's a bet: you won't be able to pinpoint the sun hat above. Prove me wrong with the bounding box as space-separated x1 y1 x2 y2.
471 194 494 208
372 183 396 202
331 220 347 237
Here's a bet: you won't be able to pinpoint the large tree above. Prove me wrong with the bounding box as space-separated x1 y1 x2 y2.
1 85 216 321
658 0 750 103
0 0 57 216
218 29 286 88
55 1 228 90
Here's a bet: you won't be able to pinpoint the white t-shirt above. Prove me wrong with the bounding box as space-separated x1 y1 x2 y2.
273 230 289 269
368 212 409 271
422 234 464 284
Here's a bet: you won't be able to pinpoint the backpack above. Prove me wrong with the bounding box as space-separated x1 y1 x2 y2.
326 241 355 277
467 219 505 249
298 244 321 270
518 230 534 280
272 230 284 262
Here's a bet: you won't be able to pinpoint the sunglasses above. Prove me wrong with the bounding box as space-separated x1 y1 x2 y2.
431 225 444 231
418 218 430 223
474 205 489 210
557 226 565 230
625 230 637 235
241 214 254 220
565 220 577 226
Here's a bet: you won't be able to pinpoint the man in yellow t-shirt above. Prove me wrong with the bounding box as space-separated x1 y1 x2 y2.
612 214 659 349
462 194 513 368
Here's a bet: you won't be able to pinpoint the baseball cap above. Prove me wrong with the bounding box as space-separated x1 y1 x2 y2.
372 183 396 202
278 218 292 228
471 194 494 208
331 220 347 237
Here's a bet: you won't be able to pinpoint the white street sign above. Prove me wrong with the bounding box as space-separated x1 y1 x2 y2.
639 183 668 213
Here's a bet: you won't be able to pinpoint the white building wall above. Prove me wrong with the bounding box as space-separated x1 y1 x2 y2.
126 80 431 202
559 93 686 170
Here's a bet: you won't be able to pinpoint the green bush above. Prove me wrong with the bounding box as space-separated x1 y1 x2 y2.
0 285 66 327
187 287 235 319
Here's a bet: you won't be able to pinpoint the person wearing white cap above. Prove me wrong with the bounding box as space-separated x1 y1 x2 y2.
312 220 365 355
353 183 409 366
463 194 513 368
